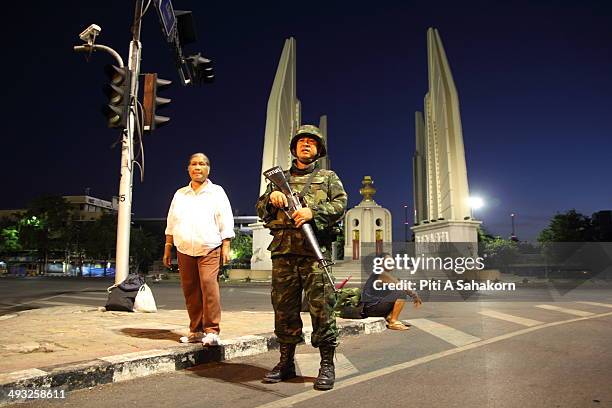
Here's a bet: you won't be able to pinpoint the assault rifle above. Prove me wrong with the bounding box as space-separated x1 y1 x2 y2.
263 166 338 293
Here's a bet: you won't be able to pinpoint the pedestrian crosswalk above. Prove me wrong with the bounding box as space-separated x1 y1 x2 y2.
477 309 542 327
576 301 612 309
408 319 481 347
403 301 611 348
535 304 595 317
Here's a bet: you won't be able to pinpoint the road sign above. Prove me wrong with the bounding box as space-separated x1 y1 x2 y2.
155 0 176 40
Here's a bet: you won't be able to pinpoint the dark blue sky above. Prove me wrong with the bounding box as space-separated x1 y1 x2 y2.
1 0 610 241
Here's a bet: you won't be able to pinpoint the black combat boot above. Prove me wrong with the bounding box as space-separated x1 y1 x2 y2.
313 346 335 390
262 343 297 383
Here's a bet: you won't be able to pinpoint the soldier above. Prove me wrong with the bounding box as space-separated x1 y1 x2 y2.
257 124 347 390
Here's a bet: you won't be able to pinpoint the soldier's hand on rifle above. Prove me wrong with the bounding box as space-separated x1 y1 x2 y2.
270 191 288 208
292 208 313 228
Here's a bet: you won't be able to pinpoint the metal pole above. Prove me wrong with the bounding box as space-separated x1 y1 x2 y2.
114 0 144 284
73 44 124 68
404 205 409 242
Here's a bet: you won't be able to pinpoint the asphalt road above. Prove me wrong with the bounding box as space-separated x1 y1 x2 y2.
8 299 612 408
1 277 611 316
0 277 274 315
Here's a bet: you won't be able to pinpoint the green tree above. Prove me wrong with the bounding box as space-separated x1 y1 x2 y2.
18 195 72 271
0 225 21 253
538 209 593 243
80 213 117 275
482 236 519 270
477 227 495 242
478 228 519 270
335 223 345 260
231 230 252 264
130 227 157 273
80 214 158 274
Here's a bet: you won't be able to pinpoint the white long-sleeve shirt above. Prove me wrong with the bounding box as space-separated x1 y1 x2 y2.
165 180 235 256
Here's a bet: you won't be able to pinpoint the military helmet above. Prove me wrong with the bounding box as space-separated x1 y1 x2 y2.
290 124 327 159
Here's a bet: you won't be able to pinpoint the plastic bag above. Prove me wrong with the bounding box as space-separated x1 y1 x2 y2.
133 283 157 313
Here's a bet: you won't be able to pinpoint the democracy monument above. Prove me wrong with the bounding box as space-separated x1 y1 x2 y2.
250 38 329 272
251 28 479 275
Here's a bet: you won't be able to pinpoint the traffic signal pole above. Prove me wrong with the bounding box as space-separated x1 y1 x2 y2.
114 0 145 284
76 0 213 285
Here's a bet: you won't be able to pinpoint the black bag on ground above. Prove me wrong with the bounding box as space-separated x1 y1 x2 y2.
105 286 138 312
118 273 145 291
105 274 144 312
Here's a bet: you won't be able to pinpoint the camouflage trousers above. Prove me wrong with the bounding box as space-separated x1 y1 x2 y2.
271 255 338 348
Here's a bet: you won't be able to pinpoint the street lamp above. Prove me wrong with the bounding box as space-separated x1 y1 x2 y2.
510 213 518 241
469 196 484 220
404 205 409 242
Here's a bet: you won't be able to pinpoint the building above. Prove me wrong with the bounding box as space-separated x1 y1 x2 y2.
64 195 119 221
0 195 118 222
0 209 23 221
134 216 258 237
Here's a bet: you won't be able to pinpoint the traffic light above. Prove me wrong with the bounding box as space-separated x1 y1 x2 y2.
142 73 171 132
102 65 132 129
186 53 214 85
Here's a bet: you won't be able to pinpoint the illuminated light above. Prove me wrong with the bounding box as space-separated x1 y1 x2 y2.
469 196 484 210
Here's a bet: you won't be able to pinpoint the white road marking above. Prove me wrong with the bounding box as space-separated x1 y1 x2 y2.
55 295 106 301
255 311 612 408
408 318 481 347
478 309 542 327
7 287 102 307
241 290 270 296
242 311 275 314
536 304 594 317
11 294 69 306
36 300 85 307
576 301 612 309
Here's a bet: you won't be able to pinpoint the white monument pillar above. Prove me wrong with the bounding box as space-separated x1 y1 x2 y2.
318 115 330 170
251 38 300 271
411 28 480 246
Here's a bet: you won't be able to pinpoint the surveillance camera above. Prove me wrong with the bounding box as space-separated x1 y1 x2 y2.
79 24 102 43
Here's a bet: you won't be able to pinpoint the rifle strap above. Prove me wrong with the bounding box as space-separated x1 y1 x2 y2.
298 167 321 199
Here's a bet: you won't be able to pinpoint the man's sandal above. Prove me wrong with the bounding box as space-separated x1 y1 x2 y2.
386 321 410 331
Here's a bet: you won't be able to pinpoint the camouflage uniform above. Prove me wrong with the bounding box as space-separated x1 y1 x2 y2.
257 162 347 347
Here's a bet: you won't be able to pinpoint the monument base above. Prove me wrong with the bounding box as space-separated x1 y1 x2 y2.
228 269 271 281
412 219 481 243
411 220 482 278
250 221 273 271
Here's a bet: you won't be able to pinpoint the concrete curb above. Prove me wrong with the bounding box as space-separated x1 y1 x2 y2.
0 318 386 406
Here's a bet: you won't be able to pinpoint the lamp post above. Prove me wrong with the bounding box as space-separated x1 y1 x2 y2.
404 204 409 242
510 213 517 241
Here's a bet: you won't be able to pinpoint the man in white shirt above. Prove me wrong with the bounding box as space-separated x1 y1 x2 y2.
163 153 235 346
